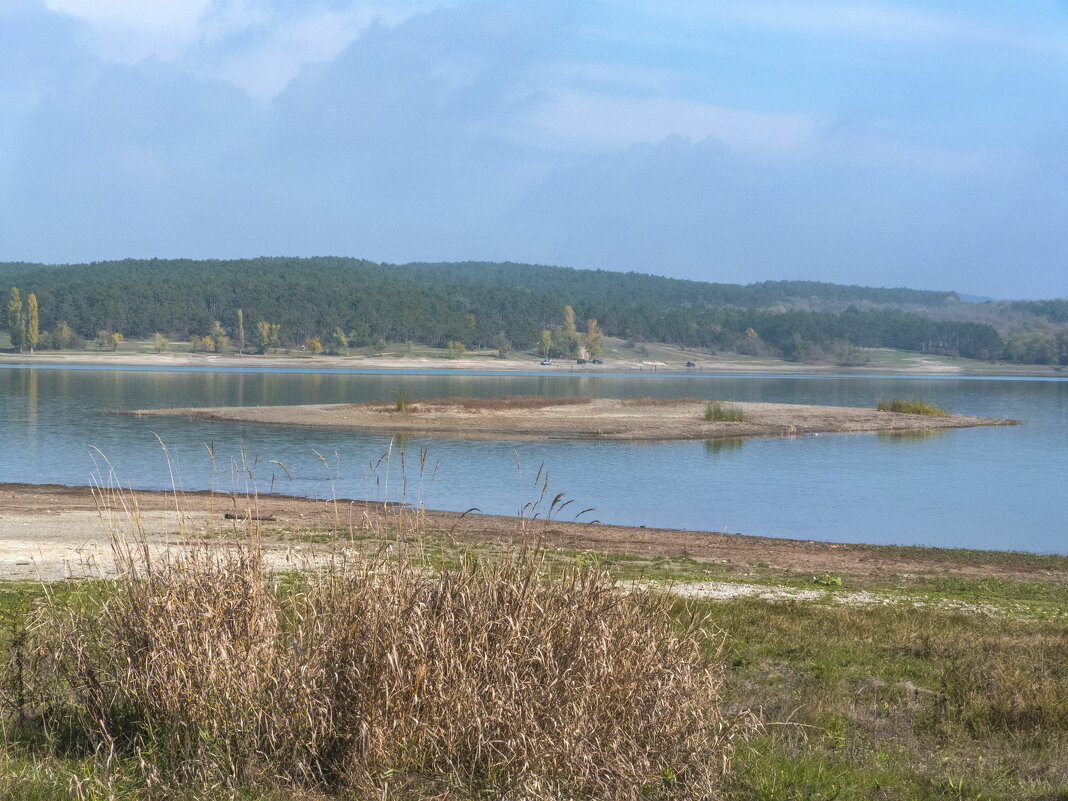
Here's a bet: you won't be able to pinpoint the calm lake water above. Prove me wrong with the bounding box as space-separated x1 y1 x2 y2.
1 365 1065 554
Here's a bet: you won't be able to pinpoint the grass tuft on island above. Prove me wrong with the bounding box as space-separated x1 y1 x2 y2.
126 396 1016 441
705 400 746 422
877 397 949 416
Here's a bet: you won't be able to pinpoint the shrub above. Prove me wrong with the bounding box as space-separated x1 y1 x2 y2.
876 398 948 416
23 491 738 799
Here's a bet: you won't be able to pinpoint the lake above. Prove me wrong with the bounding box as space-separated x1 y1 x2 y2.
1 364 1065 554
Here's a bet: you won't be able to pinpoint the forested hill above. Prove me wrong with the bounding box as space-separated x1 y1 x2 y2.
395 262 959 309
0 257 1061 364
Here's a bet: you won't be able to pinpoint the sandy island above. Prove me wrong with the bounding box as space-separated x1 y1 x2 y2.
126 396 1017 441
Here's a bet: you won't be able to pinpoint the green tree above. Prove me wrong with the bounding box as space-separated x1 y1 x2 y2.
210 320 230 353
333 327 350 355
236 309 245 355
95 330 111 351
25 293 38 353
552 305 579 358
496 331 511 359
584 318 603 360
373 335 387 356
253 321 280 354
7 288 23 352
53 320 72 350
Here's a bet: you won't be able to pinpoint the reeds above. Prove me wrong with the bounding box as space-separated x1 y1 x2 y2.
705 401 746 422
21 481 737 799
876 398 948 416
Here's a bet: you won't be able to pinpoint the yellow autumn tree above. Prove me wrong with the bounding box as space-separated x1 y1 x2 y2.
26 293 38 353
584 318 603 360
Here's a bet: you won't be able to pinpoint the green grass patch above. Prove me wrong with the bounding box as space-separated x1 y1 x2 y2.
393 387 412 411
706 400 746 422
711 597 1068 800
877 398 949 416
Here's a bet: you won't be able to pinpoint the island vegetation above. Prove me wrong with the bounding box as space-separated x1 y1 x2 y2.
4 257 1067 365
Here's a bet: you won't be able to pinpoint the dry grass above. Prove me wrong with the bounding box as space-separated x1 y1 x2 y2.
18 482 738 799
619 397 696 407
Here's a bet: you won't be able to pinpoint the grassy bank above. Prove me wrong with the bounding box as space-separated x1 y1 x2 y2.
0 504 1064 800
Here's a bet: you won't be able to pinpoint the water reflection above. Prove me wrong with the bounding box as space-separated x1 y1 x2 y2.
877 429 949 444
704 437 745 455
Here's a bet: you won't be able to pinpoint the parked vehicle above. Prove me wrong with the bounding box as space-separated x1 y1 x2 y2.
540 358 552 366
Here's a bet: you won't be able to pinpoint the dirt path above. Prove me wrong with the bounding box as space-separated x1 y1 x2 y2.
126 397 1016 441
1 484 1061 585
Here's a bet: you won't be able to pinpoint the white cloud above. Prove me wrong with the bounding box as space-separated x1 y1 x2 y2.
42 0 212 59
211 7 380 101
716 0 1068 57
515 90 819 154
35 0 454 97
43 0 211 33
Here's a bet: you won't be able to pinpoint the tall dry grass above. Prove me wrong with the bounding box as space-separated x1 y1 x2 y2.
24 480 738 799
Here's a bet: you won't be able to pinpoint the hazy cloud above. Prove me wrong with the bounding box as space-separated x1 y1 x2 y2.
1 0 1066 298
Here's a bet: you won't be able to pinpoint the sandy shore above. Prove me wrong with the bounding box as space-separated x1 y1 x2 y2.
2 346 1065 376
1 484 1062 585
127 397 1017 442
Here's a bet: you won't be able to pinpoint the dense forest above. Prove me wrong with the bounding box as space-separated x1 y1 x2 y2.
2 257 1065 364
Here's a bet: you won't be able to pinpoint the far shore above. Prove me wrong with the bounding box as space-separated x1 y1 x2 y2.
128 396 1017 442
1 342 1065 377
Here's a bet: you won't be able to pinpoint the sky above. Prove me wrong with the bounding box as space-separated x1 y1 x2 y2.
1 1 1066 299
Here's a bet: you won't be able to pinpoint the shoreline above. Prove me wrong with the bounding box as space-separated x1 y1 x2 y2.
1 482 1064 583
2 346 1065 377
127 397 1017 442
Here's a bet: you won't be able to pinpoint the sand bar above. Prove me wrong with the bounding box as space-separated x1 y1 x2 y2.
126 396 1017 442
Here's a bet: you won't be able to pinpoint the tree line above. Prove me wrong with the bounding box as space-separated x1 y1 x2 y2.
2 258 1064 364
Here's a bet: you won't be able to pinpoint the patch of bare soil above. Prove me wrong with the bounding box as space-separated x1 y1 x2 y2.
0 484 1061 585
125 398 1016 441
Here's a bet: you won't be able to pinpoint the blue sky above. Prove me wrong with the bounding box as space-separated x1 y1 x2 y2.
1 1 1066 299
